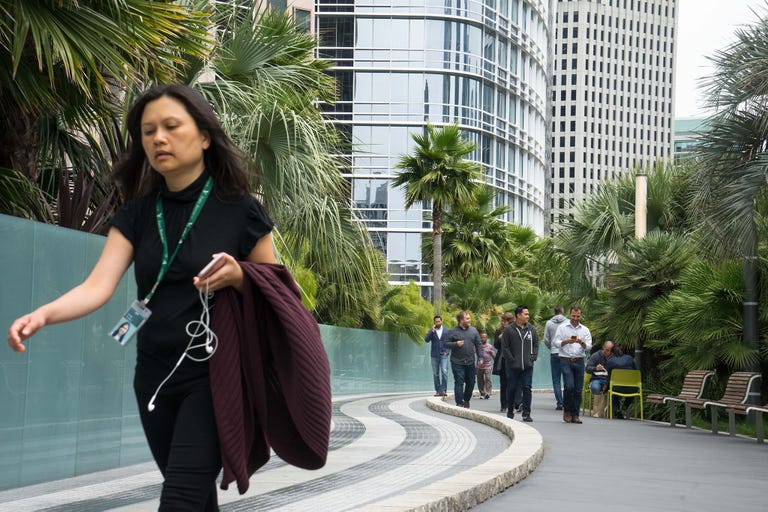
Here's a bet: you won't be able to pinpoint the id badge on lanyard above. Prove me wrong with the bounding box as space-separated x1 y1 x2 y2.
110 300 152 345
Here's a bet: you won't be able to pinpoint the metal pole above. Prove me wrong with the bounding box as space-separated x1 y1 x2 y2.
634 172 647 370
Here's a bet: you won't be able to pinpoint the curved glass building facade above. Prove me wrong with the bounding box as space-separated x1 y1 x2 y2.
317 0 551 285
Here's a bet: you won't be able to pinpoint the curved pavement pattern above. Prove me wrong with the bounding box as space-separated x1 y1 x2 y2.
6 390 764 512
0 393 542 512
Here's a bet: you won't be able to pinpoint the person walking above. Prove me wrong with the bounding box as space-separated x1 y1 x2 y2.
476 332 496 399
553 306 592 424
493 312 513 412
543 305 567 410
425 315 450 397
445 311 485 408
7 84 330 510
501 305 539 422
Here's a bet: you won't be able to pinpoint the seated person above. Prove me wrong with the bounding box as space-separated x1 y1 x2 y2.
606 345 638 419
585 340 614 417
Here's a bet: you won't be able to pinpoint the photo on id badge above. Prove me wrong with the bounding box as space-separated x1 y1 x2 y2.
110 300 152 345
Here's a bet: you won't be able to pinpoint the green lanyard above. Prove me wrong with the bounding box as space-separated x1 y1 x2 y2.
143 176 213 305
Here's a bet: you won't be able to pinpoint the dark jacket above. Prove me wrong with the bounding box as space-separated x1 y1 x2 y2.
586 351 611 376
607 354 637 374
445 325 483 365
210 263 331 494
492 327 505 375
424 326 450 357
501 323 539 371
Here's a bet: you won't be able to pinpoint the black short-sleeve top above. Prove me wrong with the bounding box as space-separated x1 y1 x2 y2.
111 171 273 393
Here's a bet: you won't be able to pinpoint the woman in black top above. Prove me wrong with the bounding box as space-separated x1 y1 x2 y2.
8 84 276 510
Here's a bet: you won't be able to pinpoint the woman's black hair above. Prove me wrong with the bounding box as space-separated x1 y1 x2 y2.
113 84 250 200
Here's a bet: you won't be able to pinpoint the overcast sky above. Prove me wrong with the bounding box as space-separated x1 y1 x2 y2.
675 0 768 118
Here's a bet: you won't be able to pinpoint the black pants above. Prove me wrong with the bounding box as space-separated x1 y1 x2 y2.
496 365 507 409
137 381 221 511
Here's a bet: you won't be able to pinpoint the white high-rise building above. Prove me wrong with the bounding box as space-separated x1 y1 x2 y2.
550 0 677 228
316 0 552 289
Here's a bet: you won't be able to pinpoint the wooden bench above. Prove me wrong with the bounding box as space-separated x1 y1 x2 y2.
724 403 768 443
681 372 762 435
647 370 714 427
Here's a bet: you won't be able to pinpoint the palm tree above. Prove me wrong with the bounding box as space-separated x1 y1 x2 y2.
0 0 211 231
602 232 697 373
425 186 515 281
556 163 693 297
692 12 768 358
392 123 483 311
646 258 758 378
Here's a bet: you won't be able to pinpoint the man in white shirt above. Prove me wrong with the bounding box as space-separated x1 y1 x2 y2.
553 306 592 424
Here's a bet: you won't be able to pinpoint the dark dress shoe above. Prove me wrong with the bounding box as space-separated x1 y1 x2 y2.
522 414 533 422
571 417 583 424
563 412 572 423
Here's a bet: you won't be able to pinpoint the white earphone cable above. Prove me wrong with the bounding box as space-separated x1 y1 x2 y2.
147 281 218 412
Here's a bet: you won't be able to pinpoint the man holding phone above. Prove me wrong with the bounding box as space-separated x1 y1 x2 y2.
553 306 592 424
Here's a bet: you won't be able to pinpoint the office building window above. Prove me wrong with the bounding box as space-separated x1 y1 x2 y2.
295 9 311 32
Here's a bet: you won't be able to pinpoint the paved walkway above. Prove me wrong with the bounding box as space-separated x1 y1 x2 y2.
0 391 766 511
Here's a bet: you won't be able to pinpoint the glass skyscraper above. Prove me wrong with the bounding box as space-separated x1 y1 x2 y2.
317 0 551 287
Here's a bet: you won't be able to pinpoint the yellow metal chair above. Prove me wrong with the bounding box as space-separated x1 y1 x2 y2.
581 373 593 416
608 369 643 420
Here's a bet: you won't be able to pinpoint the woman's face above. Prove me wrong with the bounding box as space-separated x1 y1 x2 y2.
140 95 210 181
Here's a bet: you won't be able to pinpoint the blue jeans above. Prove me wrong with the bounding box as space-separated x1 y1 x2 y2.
506 366 534 415
431 353 450 393
550 354 564 407
451 362 476 405
560 358 585 418
590 378 608 395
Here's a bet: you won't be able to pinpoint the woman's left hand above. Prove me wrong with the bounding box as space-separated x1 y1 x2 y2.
193 252 244 293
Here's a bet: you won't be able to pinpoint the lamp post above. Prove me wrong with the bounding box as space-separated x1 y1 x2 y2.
634 171 647 370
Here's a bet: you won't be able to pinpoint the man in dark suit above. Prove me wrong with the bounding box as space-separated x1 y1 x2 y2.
425 315 450 396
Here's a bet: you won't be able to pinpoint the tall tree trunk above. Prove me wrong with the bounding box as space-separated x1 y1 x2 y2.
433 206 442 314
0 103 40 181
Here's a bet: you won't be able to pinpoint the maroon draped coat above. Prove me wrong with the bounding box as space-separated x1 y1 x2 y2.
210 263 331 493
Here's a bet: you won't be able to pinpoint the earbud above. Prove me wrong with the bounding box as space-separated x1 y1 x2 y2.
205 344 214 354
147 397 156 412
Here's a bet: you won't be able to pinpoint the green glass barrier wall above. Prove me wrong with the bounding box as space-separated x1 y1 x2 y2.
0 214 553 491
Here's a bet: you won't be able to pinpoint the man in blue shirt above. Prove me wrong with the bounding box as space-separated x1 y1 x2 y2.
425 315 450 396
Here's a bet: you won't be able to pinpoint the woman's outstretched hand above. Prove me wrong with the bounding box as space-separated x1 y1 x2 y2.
8 311 45 353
